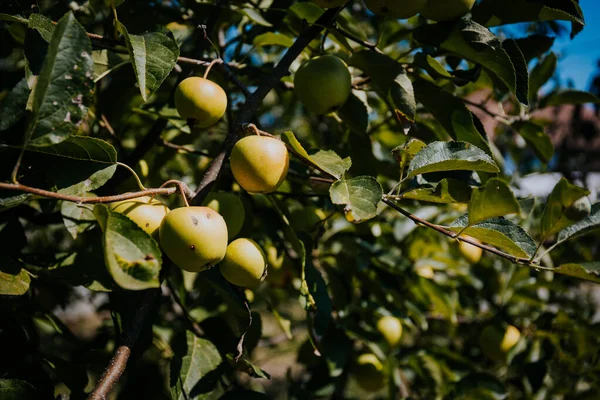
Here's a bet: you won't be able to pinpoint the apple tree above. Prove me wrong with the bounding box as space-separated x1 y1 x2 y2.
1 0 599 399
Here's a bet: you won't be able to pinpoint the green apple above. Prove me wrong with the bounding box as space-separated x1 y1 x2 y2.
109 196 170 237
294 55 352 115
352 353 385 392
219 238 267 289
459 237 483 264
174 77 227 128
312 0 347 8
365 0 427 19
421 0 476 21
480 324 521 361
289 206 326 236
230 135 290 194
564 196 591 221
159 206 228 272
376 315 403 347
202 192 245 239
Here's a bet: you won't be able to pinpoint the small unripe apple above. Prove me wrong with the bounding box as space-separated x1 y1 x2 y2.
159 207 228 272
174 77 227 128
219 238 267 289
202 192 245 239
376 315 403 347
352 354 385 392
564 197 591 221
480 324 521 361
459 237 483 264
109 196 170 237
230 136 290 194
294 55 352 115
421 0 476 21
312 0 347 8
289 206 326 236
365 0 427 19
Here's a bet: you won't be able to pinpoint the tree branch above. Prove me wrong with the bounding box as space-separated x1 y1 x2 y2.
87 289 159 400
382 198 537 265
0 182 177 203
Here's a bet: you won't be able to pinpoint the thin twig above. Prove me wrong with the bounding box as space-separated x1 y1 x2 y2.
332 24 383 54
0 182 177 203
462 98 515 124
166 278 205 337
383 198 539 266
159 138 212 157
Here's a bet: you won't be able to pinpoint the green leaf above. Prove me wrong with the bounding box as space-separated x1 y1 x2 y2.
553 262 600 284
529 52 557 103
472 0 585 39
27 11 94 146
538 90 600 108
91 49 129 82
0 78 29 132
503 39 529 105
227 355 271 379
330 176 383 223
402 179 472 204
413 52 453 79
0 379 37 399
468 178 520 225
0 258 31 296
289 2 323 24
299 234 332 347
413 80 492 155
18 136 117 162
170 331 224 400
28 13 55 42
448 215 537 258
556 203 600 245
540 178 590 239
8 136 118 196
513 121 554 164
282 131 351 179
419 280 457 323
252 32 293 48
0 14 29 24
414 20 517 99
94 205 162 290
451 373 508 400
407 141 499 179
392 139 427 171
349 50 416 121
116 22 180 102
240 8 273 27
61 195 97 239
337 92 369 135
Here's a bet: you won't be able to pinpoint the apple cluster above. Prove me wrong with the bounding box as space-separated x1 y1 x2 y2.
315 0 476 21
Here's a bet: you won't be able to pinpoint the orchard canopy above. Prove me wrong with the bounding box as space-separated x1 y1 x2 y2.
1 0 600 399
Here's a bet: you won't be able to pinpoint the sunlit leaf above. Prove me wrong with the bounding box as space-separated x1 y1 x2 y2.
282 131 351 179
449 215 537 258
553 262 600 284
170 331 224 400
116 22 180 102
468 178 520 225
27 11 94 146
330 176 383 223
540 178 589 238
94 205 162 290
407 141 499 178
403 179 472 204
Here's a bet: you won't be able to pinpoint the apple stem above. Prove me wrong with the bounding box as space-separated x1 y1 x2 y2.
158 179 193 207
203 58 224 79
